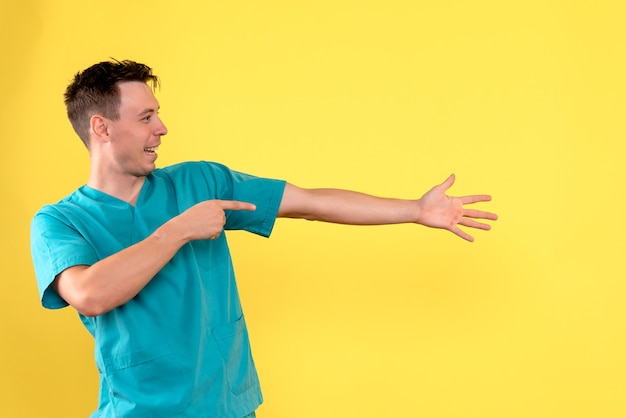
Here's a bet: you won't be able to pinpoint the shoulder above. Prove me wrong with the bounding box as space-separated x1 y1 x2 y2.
152 161 242 189
159 160 230 172
155 161 232 178
32 188 85 225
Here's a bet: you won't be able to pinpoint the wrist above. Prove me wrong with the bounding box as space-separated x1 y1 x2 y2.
413 199 424 225
153 217 190 245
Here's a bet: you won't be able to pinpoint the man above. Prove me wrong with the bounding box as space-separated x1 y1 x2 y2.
30 60 497 418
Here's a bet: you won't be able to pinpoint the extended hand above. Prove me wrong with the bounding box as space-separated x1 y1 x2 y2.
416 174 497 242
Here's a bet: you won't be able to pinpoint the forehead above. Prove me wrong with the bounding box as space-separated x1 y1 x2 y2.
117 81 159 112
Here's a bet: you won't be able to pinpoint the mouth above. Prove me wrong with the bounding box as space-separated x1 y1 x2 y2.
144 145 159 155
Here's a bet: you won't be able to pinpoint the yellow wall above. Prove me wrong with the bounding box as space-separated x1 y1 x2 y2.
2 1 625 417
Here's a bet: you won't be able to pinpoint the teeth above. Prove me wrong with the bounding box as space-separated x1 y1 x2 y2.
144 146 159 152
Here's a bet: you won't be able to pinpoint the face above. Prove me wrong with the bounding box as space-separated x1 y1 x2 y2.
102 81 168 178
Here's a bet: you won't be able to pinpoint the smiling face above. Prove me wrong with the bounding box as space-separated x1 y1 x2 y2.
101 81 168 179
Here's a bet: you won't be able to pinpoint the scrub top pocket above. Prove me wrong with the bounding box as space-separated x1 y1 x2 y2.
212 315 260 395
101 346 193 417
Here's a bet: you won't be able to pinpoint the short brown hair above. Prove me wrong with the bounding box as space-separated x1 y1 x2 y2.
64 59 159 147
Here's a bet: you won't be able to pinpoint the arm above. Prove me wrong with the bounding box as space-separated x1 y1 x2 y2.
54 200 255 317
278 174 497 242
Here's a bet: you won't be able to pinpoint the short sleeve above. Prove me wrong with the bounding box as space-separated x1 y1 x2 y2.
30 210 98 309
221 168 286 237
160 162 286 237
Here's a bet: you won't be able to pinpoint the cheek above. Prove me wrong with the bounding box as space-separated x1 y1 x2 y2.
111 126 144 145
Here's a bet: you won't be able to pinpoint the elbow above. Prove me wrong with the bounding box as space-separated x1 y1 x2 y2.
55 282 112 317
71 293 112 317
54 267 115 317
77 306 108 318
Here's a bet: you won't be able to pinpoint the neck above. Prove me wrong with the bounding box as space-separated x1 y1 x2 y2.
88 167 147 206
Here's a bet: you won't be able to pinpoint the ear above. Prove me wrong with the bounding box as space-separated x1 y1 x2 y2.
90 115 110 143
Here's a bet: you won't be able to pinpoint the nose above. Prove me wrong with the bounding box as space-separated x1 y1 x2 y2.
155 116 168 136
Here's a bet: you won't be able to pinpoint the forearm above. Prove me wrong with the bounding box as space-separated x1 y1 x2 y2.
55 219 189 317
278 183 419 225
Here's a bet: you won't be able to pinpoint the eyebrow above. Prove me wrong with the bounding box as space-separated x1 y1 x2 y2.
137 106 160 117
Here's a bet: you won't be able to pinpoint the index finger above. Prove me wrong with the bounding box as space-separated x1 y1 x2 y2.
215 200 257 211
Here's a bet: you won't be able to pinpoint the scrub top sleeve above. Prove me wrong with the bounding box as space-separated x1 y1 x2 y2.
223 170 286 237
30 211 98 309
163 161 286 236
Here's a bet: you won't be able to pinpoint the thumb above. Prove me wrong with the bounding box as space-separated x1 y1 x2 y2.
439 174 455 191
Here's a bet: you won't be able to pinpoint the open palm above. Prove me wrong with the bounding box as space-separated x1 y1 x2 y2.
416 174 498 242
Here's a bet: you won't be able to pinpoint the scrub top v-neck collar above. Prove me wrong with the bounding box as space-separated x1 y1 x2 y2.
81 176 152 208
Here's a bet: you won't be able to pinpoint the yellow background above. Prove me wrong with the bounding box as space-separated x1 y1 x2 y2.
2 1 625 417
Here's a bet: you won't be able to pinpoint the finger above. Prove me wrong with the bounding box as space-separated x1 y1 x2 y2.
458 217 492 230
438 174 456 191
462 209 498 220
461 194 492 204
215 200 257 211
450 225 474 242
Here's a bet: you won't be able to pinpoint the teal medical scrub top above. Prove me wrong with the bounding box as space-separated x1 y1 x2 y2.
30 161 286 418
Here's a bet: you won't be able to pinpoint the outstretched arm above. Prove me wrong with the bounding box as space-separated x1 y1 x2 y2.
278 174 497 242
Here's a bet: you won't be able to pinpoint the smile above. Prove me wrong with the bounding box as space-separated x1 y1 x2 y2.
144 146 159 154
